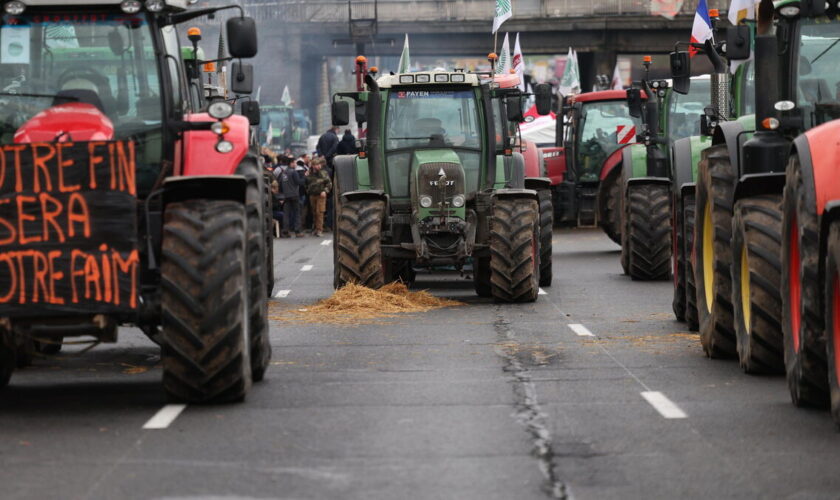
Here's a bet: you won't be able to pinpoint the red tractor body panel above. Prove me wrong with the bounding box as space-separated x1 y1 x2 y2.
600 146 628 181
178 113 250 176
803 120 840 215
521 139 543 178
542 147 566 185
14 103 114 143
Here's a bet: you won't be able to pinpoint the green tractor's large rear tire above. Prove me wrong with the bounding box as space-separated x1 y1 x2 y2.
823 221 840 427
335 199 386 289
731 195 785 374
627 183 671 281
684 193 699 331
694 146 737 358
782 156 829 407
161 200 252 404
490 198 540 303
538 189 553 287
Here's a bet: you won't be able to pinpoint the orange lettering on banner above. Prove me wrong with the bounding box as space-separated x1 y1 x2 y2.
99 244 112 303
7 145 25 192
83 253 101 301
47 250 64 305
32 250 48 303
31 144 55 192
116 141 136 195
108 142 116 190
16 195 41 245
70 249 86 303
56 142 80 193
39 192 65 243
14 251 25 304
0 254 15 303
0 199 15 245
112 249 139 308
67 193 90 238
87 141 105 189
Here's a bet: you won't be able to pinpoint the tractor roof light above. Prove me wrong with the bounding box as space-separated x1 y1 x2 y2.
399 75 414 84
434 74 449 83
120 0 141 13
145 0 165 12
451 74 466 83
4 1 25 15
778 5 801 16
208 101 233 120
415 74 431 83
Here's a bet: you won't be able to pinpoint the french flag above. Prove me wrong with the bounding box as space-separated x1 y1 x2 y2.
690 0 714 57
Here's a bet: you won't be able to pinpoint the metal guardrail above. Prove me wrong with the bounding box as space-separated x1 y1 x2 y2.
237 0 729 23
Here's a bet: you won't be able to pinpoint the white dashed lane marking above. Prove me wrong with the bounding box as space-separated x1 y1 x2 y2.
568 323 594 337
274 289 291 298
320 239 332 246
538 288 547 295
301 265 313 271
143 404 187 429
640 391 688 419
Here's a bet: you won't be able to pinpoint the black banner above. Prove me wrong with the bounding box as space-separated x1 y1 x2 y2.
0 141 139 315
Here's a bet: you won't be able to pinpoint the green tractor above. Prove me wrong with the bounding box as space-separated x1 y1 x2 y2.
260 104 310 156
618 61 712 282
330 71 552 302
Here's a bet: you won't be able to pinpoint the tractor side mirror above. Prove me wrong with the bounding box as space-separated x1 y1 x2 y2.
627 88 643 118
725 25 751 61
534 83 552 115
241 100 260 126
506 96 524 122
332 100 350 126
670 50 691 95
230 62 254 95
226 17 258 58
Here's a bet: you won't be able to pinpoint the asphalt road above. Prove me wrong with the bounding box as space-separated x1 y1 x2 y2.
2 228 839 500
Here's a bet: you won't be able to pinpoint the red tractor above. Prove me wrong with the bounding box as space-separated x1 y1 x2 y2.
0 0 272 403
539 91 644 244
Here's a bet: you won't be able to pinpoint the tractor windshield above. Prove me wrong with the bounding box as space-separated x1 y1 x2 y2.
575 100 641 182
261 108 292 149
384 89 481 198
797 16 840 127
668 78 710 142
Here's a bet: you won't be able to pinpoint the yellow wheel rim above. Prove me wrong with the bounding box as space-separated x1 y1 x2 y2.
703 200 714 312
740 245 751 331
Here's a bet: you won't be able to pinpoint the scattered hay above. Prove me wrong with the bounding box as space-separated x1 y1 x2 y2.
270 282 464 325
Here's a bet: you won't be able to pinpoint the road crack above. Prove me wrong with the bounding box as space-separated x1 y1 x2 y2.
494 307 568 499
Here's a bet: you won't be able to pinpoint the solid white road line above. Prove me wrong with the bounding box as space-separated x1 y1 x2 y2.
301 264 313 271
274 289 291 298
320 239 332 246
640 391 688 419
568 323 594 337
143 404 187 429
538 288 547 295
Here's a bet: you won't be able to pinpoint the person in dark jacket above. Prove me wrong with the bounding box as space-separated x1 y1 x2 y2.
336 129 358 155
316 126 340 167
278 161 305 237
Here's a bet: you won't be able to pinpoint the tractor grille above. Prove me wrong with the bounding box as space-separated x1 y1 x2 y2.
415 162 465 208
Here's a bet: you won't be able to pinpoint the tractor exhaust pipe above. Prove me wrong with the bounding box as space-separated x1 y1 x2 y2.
364 74 384 190
705 39 730 120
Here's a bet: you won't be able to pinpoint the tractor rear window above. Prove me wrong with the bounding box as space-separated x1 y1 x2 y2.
798 16 840 127
575 100 641 182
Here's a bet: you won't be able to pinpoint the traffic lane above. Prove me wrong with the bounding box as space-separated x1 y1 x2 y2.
77 235 549 500
529 228 840 499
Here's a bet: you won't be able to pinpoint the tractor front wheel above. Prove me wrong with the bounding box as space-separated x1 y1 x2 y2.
335 199 386 289
626 183 671 281
243 164 271 383
694 146 737 357
600 168 622 245
538 189 554 287
684 193 699 331
823 221 840 427
782 156 829 407
672 193 686 322
161 200 252 404
731 195 784 374
490 197 540 303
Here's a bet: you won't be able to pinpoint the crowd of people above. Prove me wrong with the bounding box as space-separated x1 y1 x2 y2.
262 126 358 238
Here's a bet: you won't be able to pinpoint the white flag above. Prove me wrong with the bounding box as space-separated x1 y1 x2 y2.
650 0 684 20
398 33 411 73
265 121 273 146
558 47 580 96
727 0 755 73
492 0 512 34
281 85 292 106
513 33 525 91
496 33 511 75
611 63 623 90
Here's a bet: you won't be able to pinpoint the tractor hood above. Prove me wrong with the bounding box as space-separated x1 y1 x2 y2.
410 149 467 221
14 103 114 143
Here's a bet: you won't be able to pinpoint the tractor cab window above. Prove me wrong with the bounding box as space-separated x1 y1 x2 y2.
261 107 292 152
797 16 840 127
669 78 710 142
384 89 481 197
0 12 163 193
575 100 641 182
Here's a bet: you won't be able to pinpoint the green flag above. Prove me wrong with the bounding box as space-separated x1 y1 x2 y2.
281 85 292 106
398 34 410 73
558 47 580 96
492 0 512 34
495 33 511 75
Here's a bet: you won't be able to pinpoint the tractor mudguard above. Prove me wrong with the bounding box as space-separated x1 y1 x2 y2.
179 113 250 176
520 139 544 178
599 147 626 181
333 155 359 194
499 153 526 189
712 120 747 170
680 183 697 199
163 175 247 206
622 143 648 180
672 136 699 193
627 177 670 187
524 177 551 191
733 172 786 201
493 188 538 202
340 189 387 203
797 121 840 217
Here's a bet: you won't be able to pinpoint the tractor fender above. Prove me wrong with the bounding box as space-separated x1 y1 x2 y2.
599 146 626 181
524 177 551 191
340 189 387 204
162 175 247 206
679 182 697 199
179 113 249 176
672 136 697 194
501 153 526 189
627 177 670 188
520 139 543 178
493 188 538 202
621 143 648 182
711 120 746 170
796 121 840 217
334 155 359 195
733 172 786 202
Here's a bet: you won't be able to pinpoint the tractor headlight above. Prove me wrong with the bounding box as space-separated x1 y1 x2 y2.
451 195 465 208
120 0 141 13
4 1 25 15
208 101 234 119
419 196 433 208
145 0 165 11
778 5 800 17
215 140 234 153
210 121 230 135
